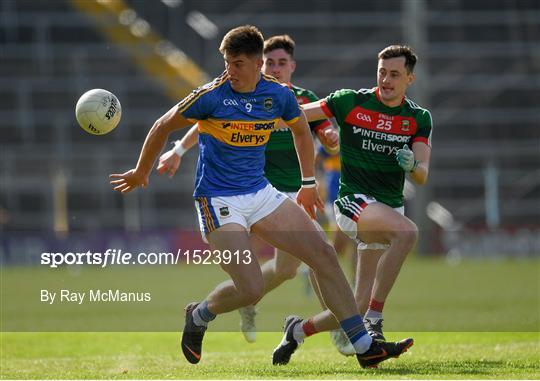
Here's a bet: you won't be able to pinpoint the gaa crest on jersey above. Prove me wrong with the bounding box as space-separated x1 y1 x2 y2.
219 207 230 217
264 97 273 111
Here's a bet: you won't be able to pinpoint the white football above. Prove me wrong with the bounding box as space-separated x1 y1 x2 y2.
75 89 122 135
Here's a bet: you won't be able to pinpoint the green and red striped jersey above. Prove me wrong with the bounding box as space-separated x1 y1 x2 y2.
322 87 432 207
264 84 331 192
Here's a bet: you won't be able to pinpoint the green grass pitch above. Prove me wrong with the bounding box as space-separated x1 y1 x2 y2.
1 332 538 379
1 257 539 379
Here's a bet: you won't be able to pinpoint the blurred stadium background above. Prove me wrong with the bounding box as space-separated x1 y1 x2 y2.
1 0 539 261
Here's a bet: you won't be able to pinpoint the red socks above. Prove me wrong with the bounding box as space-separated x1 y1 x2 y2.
302 318 318 337
368 298 384 313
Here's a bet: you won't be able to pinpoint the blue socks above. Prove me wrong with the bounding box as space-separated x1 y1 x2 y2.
340 315 372 354
192 300 216 327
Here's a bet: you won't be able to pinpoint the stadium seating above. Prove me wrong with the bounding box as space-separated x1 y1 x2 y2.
1 1 538 254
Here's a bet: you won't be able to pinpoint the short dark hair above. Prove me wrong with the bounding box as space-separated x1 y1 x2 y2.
219 25 264 57
263 35 295 57
378 45 418 73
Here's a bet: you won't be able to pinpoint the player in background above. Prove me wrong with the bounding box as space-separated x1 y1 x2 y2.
273 44 431 361
158 34 340 343
110 26 413 369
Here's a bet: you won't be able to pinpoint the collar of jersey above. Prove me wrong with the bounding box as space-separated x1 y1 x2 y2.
374 86 406 109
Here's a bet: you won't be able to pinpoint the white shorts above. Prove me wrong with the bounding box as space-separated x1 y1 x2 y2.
282 191 298 201
194 184 287 243
333 193 404 250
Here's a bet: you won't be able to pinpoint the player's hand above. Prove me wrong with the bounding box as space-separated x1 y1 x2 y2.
317 127 339 150
396 144 417 172
157 149 182 178
296 186 324 220
109 169 149 193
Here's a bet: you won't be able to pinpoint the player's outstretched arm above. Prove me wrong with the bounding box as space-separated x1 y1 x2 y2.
287 111 324 219
110 104 192 193
157 124 199 178
301 100 329 123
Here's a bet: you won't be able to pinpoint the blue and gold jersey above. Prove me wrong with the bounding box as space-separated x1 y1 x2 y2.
178 72 301 197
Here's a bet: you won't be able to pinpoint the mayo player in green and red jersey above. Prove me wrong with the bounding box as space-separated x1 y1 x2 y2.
273 45 432 362
157 35 340 342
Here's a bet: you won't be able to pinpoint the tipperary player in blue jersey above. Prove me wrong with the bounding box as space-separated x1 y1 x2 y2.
110 25 412 369
157 34 339 344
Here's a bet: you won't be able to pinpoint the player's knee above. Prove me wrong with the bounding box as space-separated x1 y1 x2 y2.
392 220 418 249
275 264 299 282
404 221 419 245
